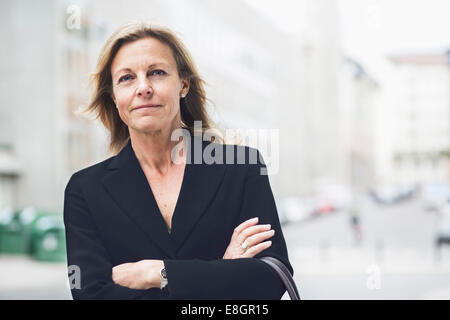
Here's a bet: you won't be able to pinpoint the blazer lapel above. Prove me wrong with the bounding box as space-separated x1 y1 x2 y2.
101 140 176 258
170 136 226 252
100 135 227 257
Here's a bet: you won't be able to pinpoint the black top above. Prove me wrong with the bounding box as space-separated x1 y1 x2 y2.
63 134 293 299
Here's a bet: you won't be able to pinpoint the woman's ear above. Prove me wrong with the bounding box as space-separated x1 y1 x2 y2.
180 78 190 97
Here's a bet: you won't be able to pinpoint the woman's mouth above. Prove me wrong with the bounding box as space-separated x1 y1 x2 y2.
132 104 162 111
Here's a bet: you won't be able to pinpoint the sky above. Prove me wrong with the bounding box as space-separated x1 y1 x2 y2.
244 0 450 81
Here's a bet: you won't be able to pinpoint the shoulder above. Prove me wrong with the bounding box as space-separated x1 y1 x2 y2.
203 139 264 163
65 156 115 192
202 139 267 177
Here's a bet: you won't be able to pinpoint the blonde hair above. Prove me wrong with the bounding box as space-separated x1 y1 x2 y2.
83 21 223 154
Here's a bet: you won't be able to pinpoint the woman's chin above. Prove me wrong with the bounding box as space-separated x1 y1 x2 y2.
128 115 179 136
130 121 164 135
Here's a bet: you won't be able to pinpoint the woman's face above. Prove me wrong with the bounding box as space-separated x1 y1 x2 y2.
110 37 189 136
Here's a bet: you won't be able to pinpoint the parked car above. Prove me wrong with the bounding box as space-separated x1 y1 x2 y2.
423 182 450 211
277 197 314 225
311 198 335 216
435 199 450 247
318 184 352 212
369 184 419 205
307 184 353 217
276 201 290 226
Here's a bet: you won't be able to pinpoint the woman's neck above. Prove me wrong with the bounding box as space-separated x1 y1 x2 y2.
129 123 186 176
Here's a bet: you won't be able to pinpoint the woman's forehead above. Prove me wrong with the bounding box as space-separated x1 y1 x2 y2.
111 38 176 72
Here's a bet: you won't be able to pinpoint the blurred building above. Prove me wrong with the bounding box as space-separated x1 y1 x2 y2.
0 0 316 212
338 58 379 194
1 0 362 215
0 145 20 209
0 0 63 212
386 50 450 186
0 0 112 212
299 0 342 193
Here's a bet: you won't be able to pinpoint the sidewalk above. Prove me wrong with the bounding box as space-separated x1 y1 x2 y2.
0 254 71 299
419 287 450 300
289 245 450 299
290 244 450 275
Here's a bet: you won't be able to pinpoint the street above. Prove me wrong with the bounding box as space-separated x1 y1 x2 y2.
283 196 450 299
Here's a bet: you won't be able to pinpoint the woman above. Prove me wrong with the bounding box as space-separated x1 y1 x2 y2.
64 21 293 300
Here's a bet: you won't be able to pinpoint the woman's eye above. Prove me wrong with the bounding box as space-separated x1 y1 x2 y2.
118 75 133 83
151 70 166 76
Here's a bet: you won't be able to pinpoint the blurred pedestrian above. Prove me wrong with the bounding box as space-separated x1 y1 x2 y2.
349 206 362 245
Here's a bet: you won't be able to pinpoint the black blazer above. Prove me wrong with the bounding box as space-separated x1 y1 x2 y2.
63 135 293 300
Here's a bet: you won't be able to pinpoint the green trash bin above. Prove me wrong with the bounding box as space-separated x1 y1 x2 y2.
18 206 45 254
0 208 14 251
0 208 29 254
30 214 67 262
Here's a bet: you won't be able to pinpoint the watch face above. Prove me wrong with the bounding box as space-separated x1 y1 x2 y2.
161 268 167 278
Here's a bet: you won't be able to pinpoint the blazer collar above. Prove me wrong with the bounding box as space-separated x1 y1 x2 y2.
101 134 226 258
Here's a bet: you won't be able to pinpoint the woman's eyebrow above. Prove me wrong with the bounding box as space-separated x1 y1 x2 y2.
113 68 133 79
113 63 170 78
148 62 170 69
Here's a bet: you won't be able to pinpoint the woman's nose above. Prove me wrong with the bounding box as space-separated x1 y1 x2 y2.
136 79 153 97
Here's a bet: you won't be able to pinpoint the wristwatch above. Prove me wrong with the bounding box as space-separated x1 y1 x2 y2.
160 267 168 289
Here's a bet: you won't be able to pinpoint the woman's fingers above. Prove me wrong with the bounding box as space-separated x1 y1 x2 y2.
233 217 259 239
224 217 275 260
223 218 260 259
244 229 275 248
238 224 272 244
242 241 272 258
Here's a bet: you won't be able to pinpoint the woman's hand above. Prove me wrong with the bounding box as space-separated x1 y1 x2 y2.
223 217 275 259
112 259 164 290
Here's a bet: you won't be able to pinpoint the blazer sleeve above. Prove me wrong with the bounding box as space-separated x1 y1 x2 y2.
63 173 162 300
163 149 293 300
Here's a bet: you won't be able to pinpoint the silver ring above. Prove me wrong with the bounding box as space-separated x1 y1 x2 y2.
241 241 248 250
